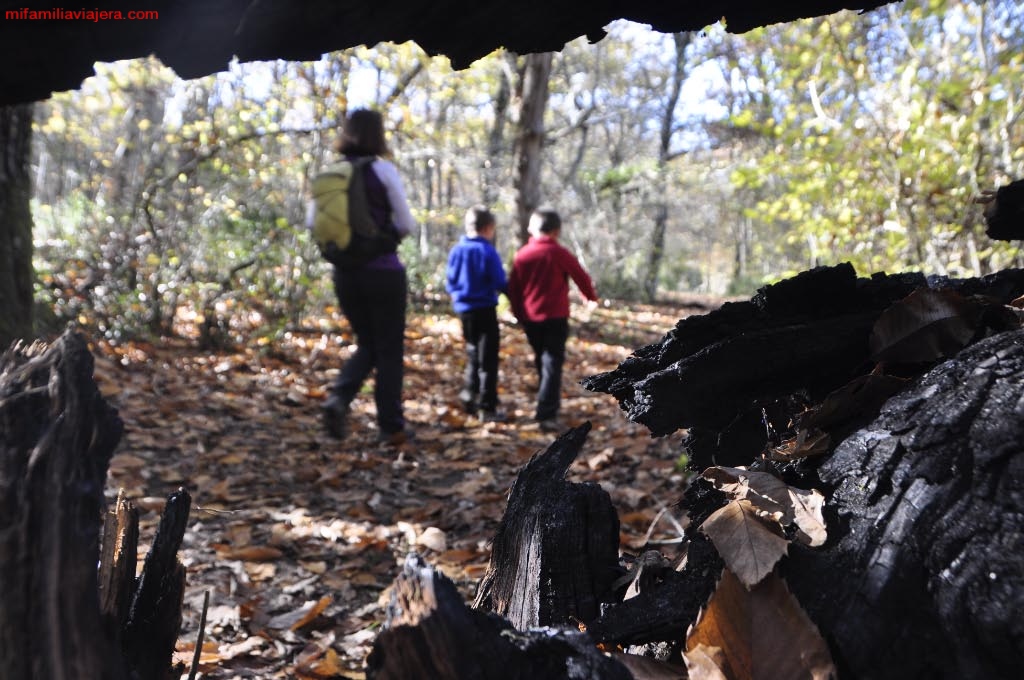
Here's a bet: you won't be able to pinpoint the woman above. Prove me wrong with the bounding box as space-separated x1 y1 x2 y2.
318 108 416 445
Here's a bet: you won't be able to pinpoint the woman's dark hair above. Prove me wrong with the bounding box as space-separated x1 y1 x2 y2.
465 205 496 233
335 108 390 157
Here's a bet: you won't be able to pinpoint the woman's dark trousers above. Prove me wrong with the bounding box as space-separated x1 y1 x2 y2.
332 265 407 434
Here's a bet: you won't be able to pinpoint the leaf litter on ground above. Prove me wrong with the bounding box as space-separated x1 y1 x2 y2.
96 298 701 679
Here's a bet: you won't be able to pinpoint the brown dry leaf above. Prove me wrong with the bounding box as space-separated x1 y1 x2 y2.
685 569 837 680
296 647 345 679
215 544 285 562
611 652 687 679
173 640 220 669
703 467 828 548
294 632 344 679
245 562 276 581
701 500 788 588
799 372 909 432
870 288 980 364
684 644 729 680
788 487 827 547
109 453 147 473
703 467 787 519
217 636 267 662
771 429 831 461
301 560 329 574
266 595 332 631
436 548 481 564
415 526 448 552
587 446 615 471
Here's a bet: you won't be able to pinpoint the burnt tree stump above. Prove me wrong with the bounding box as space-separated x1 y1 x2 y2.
472 422 621 630
0 331 190 680
367 554 633 680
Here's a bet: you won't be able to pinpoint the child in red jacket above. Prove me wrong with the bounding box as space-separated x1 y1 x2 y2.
507 207 598 431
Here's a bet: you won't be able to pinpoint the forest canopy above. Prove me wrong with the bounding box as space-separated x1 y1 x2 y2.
30 0 1024 344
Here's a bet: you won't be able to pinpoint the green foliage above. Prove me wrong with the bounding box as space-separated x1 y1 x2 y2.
28 2 1024 345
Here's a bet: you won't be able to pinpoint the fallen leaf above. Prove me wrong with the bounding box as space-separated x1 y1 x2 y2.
703 467 828 548
770 429 831 461
701 500 788 588
245 562 277 581
788 487 828 547
703 467 787 520
266 595 332 631
436 548 481 564
870 288 980 364
173 640 220 669
296 647 345 679
415 526 447 552
685 569 837 680
215 545 285 562
684 644 729 680
218 636 267 661
799 372 909 432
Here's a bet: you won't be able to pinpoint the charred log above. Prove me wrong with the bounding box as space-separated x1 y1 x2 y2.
367 554 633 680
782 329 1024 679
584 264 1024 469
0 331 190 680
981 178 1024 241
582 265 1024 678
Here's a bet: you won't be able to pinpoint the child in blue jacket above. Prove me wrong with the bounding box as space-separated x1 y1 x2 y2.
446 206 508 420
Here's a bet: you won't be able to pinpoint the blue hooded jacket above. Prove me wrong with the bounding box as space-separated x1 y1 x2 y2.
446 235 508 313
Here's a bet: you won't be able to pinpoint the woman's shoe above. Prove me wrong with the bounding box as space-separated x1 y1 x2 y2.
321 395 349 439
378 427 415 446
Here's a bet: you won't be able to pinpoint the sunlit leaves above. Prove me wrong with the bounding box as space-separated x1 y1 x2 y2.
724 1 1024 279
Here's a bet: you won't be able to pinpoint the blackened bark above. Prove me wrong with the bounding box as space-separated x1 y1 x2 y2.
982 178 1024 241
472 423 621 630
122 488 191 680
584 264 1024 463
0 331 191 680
785 329 1024 679
367 554 633 680
583 264 1024 678
0 103 35 348
0 331 125 680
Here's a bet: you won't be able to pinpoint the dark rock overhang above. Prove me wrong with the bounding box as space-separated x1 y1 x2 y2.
0 0 894 106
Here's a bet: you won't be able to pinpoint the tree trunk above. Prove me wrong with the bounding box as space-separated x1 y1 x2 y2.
644 32 691 303
483 57 511 207
0 103 35 348
783 328 1024 678
981 177 1024 241
513 52 553 245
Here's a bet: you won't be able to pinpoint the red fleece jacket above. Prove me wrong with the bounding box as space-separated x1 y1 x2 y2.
508 235 598 322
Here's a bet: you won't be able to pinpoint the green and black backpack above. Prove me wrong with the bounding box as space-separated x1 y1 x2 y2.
310 157 397 266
